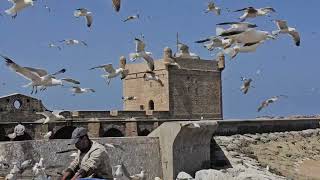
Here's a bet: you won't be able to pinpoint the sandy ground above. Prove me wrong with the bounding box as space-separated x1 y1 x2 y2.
242 133 320 179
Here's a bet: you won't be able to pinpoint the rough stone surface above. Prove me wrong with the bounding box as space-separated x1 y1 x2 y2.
0 137 162 180
213 128 320 179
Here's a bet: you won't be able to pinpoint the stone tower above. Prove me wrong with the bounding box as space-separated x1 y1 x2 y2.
123 47 223 119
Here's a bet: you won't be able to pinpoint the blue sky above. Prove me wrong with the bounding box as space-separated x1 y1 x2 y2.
0 0 319 119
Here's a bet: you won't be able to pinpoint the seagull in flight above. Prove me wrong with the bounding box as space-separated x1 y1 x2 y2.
48 43 62 50
122 96 137 101
240 77 253 94
257 95 288 112
123 14 139 22
219 28 275 44
111 0 121 12
216 22 258 35
5 0 35 18
0 54 73 94
44 5 51 13
195 36 234 51
143 72 164 86
272 20 300 46
205 1 221 15
74 8 93 28
224 41 265 59
90 63 129 85
60 39 88 47
130 38 155 71
70 86 95 95
234 6 276 22
35 110 65 124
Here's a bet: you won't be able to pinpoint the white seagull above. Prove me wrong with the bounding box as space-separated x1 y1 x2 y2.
35 110 65 124
90 63 128 85
70 86 95 95
257 95 288 112
234 6 276 22
0 55 78 94
74 8 93 28
216 22 258 36
224 41 265 59
205 1 221 15
60 39 88 47
240 77 253 94
123 14 139 22
130 170 145 180
111 0 121 12
130 38 155 71
112 163 131 180
143 72 164 86
43 131 52 139
195 36 234 51
272 20 300 46
219 28 275 44
48 43 62 51
122 96 137 101
5 0 35 18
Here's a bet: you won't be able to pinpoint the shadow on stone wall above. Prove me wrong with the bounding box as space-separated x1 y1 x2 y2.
0 127 10 141
102 128 124 137
51 126 76 139
210 138 232 169
138 129 151 136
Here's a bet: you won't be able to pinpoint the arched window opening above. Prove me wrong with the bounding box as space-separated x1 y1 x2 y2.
51 126 76 139
138 129 151 136
149 100 154 110
103 128 124 137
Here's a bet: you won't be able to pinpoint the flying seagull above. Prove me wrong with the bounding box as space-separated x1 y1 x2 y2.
123 14 139 22
60 39 88 46
74 8 93 28
272 20 300 46
205 1 221 15
44 5 51 13
143 72 164 86
112 0 121 12
216 22 257 35
240 77 253 94
195 36 234 51
257 95 288 112
234 6 276 22
5 0 35 18
224 41 265 59
122 96 137 101
90 63 128 85
0 55 68 94
70 86 95 95
35 110 65 124
130 38 155 71
219 28 275 44
48 43 62 50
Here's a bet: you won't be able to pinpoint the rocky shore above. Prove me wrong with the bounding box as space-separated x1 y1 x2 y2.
178 128 320 180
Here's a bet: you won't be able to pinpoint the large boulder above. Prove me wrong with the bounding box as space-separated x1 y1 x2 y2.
195 169 232 180
176 172 194 180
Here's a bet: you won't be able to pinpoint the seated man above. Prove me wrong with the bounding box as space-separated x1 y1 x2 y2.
61 127 113 180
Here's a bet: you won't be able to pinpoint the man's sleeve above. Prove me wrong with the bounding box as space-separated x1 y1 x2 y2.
79 148 104 174
67 154 80 172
